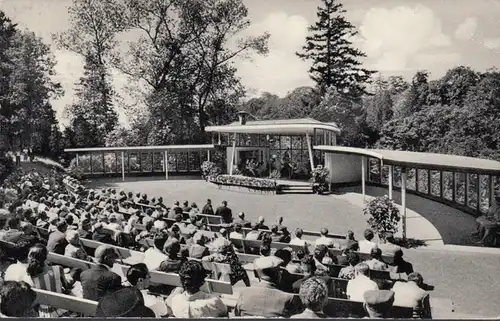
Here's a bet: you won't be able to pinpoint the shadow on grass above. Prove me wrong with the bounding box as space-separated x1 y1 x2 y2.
392 237 427 249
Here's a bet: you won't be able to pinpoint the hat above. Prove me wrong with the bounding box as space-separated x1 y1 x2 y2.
96 287 155 317
363 290 395 318
253 255 283 272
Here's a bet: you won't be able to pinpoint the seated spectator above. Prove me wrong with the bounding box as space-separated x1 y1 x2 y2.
0 281 38 317
153 219 167 232
96 287 155 317
333 248 351 265
359 229 377 254
255 216 269 230
189 233 211 259
80 245 122 301
182 201 192 213
273 249 294 292
65 230 92 261
286 250 306 273
169 201 183 218
189 202 199 214
77 218 93 240
36 211 50 229
166 260 228 317
363 290 395 318
143 232 169 271
290 228 310 252
47 220 68 255
341 230 359 252
135 220 155 244
159 238 183 273
346 263 379 301
392 249 414 275
234 255 302 317
92 222 115 245
259 244 271 257
215 200 233 224
276 216 287 232
157 197 167 209
207 229 230 249
229 223 244 240
378 233 401 256
48 216 58 233
315 228 335 248
1 216 24 243
338 252 361 280
4 242 34 286
107 214 123 233
138 193 149 205
245 223 262 241
366 247 389 271
313 245 332 274
270 224 282 243
392 272 431 318
125 263 169 317
279 227 291 243
204 244 250 286
234 212 251 228
26 243 75 317
291 277 329 318
169 225 186 244
201 199 214 215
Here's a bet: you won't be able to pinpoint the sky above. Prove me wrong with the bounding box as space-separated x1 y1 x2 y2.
1 0 500 127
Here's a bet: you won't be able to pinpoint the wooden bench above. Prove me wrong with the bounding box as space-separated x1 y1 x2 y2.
324 296 415 318
33 288 98 317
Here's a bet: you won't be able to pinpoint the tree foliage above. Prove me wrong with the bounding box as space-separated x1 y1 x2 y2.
296 0 375 95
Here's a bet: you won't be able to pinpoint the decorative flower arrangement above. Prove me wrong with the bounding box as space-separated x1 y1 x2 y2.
363 195 401 241
209 174 278 190
310 165 330 194
201 161 222 180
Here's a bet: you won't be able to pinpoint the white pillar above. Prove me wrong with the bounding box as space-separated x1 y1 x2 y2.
76 154 79 167
361 156 366 201
306 132 314 171
164 150 169 180
207 150 211 162
388 165 393 199
401 168 407 239
229 134 236 175
121 151 125 181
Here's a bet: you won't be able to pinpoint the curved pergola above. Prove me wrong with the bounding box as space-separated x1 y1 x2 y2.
314 145 500 239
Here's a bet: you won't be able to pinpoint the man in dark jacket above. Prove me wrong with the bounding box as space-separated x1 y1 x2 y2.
46 220 68 255
215 201 232 224
80 245 122 301
201 199 214 215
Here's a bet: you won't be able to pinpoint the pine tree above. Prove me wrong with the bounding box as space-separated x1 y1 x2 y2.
67 53 118 147
296 0 375 96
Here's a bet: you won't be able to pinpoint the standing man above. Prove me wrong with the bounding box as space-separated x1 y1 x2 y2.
215 200 233 224
202 199 214 215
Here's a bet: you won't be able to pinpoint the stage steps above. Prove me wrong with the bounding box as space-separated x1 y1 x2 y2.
277 184 314 194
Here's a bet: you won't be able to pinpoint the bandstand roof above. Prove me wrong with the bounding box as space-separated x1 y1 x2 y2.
315 145 500 175
205 118 341 135
64 144 215 153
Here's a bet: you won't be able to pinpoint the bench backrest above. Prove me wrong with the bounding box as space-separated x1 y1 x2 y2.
47 252 96 270
324 297 413 318
33 288 98 316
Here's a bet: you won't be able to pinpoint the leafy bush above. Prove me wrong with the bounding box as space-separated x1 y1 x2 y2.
363 195 401 241
67 159 85 180
310 165 330 194
0 157 15 181
269 169 281 179
209 174 278 190
201 161 221 180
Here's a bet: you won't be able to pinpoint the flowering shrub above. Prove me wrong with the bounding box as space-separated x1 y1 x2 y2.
209 174 278 190
67 159 85 180
269 169 281 179
201 161 222 180
310 165 330 194
363 195 401 241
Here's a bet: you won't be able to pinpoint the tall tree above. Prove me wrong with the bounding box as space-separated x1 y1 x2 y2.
3 31 63 153
54 0 124 146
296 0 375 96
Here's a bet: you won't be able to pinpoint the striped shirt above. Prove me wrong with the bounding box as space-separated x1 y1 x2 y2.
31 265 72 317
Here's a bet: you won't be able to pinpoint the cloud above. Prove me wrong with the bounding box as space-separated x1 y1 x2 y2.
454 17 477 41
357 5 455 73
234 12 313 97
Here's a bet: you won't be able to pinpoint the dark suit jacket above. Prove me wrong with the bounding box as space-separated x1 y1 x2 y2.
47 230 68 255
80 264 122 301
201 204 214 215
215 206 233 224
234 282 303 317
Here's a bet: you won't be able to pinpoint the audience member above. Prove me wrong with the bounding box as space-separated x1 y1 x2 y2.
291 277 329 318
204 244 250 286
346 263 379 301
363 290 395 318
341 230 359 251
234 212 251 228
201 199 214 215
215 200 233 224
143 232 169 271
366 247 389 271
96 287 155 317
2 217 24 243
315 228 335 248
290 228 310 252
255 216 269 230
229 223 244 240
358 229 377 254
166 260 228 317
234 255 302 317
80 245 122 301
0 281 38 317
392 249 414 275
65 230 91 261
338 252 361 280
245 223 262 241
189 233 211 259
392 272 431 318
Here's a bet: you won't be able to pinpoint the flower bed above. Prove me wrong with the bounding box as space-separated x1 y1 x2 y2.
208 174 279 191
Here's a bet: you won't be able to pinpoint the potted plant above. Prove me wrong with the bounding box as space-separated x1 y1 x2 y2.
310 165 330 195
363 195 401 242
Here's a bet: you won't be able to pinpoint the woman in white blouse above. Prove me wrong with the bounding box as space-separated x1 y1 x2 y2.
166 260 228 318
